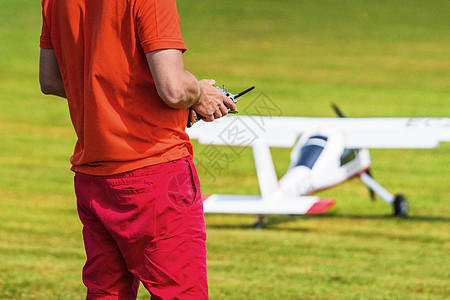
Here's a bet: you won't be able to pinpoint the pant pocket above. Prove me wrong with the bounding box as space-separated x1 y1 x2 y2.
166 160 198 211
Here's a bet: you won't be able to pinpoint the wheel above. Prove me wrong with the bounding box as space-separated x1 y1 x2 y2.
393 194 408 217
254 215 266 229
253 221 264 230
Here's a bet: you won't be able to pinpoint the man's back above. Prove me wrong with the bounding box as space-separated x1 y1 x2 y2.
40 0 191 175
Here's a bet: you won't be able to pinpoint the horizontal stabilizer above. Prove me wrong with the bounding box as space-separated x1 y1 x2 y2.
203 194 336 215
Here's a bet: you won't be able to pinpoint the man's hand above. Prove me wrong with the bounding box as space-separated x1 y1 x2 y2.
191 79 237 122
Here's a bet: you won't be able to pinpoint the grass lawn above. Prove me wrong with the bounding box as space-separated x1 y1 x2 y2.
0 0 448 299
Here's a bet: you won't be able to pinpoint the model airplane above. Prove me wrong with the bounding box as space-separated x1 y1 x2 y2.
186 105 450 227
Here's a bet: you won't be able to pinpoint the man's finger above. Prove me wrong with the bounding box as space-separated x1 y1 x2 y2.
204 114 214 122
214 109 223 119
218 102 229 116
223 96 237 112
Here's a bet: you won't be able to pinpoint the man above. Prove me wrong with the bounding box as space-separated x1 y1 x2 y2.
39 0 236 299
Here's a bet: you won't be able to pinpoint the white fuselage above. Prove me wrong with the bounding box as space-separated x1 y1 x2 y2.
279 131 371 196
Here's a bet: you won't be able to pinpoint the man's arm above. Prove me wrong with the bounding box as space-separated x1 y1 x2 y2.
39 48 66 98
146 49 236 121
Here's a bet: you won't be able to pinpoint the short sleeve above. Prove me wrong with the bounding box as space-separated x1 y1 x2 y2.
136 0 186 53
40 2 53 49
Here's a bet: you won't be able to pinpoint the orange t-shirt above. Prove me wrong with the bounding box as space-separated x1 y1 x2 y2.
40 0 193 175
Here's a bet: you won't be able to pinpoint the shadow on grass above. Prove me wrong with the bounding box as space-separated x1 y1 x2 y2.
206 212 450 231
206 214 314 231
310 213 450 223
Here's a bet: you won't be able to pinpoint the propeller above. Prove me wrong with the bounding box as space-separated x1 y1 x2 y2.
331 103 346 118
331 103 376 201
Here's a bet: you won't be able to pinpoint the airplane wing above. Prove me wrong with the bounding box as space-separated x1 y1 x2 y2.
203 194 336 215
186 115 450 149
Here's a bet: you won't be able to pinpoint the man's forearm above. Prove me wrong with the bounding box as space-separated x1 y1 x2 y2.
39 48 67 98
146 49 202 109
40 78 66 98
164 69 202 109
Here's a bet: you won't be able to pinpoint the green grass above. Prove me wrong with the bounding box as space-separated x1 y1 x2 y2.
0 0 449 299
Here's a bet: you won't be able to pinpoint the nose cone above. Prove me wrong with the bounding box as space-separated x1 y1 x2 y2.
279 166 313 196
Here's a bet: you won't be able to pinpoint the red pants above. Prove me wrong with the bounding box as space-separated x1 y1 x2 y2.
75 157 208 299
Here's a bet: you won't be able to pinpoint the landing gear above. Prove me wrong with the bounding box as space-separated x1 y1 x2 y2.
360 173 410 217
393 194 408 217
254 215 266 229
